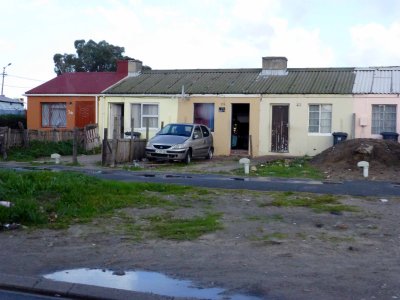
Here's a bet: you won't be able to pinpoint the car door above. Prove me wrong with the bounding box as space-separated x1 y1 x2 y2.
191 126 205 157
200 125 212 154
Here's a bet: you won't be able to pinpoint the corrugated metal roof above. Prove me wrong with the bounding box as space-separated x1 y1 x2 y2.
0 95 24 104
104 68 356 95
353 67 400 94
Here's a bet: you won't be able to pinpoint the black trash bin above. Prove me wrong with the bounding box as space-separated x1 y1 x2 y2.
380 132 399 142
124 131 141 139
332 132 348 145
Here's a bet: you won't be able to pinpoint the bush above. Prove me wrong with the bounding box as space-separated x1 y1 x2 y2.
6 140 85 161
0 113 27 129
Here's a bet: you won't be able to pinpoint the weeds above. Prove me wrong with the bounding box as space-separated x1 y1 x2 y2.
236 157 323 179
267 192 358 213
0 170 191 227
145 213 223 240
5 140 82 161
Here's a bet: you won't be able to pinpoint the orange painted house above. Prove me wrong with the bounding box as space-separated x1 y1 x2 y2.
25 60 137 130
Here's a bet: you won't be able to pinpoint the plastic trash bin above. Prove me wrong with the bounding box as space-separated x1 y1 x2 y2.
332 132 348 145
124 131 141 139
380 132 399 142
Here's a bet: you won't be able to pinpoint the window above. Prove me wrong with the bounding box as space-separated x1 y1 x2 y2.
200 125 210 137
131 104 159 128
308 104 332 133
42 103 66 127
372 105 397 134
194 103 214 131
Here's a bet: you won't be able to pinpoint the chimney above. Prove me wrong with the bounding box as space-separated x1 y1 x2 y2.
117 59 143 76
261 56 288 76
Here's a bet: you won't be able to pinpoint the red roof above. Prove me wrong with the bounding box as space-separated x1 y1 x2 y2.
26 71 127 95
25 61 132 95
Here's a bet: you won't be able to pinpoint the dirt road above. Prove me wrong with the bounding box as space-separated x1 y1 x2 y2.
0 187 399 299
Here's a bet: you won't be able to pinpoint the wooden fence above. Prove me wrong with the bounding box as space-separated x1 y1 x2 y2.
0 124 101 152
102 137 147 166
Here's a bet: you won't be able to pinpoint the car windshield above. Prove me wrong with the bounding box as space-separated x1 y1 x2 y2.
158 124 193 137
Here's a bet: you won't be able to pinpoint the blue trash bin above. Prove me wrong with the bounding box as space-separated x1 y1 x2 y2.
380 132 399 142
332 132 348 145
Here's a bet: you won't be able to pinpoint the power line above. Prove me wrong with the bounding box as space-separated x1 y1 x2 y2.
8 74 46 82
4 84 33 89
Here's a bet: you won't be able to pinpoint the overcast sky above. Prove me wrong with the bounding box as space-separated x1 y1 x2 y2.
2 0 400 99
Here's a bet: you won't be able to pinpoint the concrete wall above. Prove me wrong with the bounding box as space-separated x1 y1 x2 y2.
353 94 400 139
98 95 179 139
177 96 261 156
259 95 354 157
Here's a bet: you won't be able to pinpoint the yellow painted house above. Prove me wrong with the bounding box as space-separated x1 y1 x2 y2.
101 57 361 157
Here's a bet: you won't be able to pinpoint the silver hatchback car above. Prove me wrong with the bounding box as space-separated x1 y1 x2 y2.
145 123 214 163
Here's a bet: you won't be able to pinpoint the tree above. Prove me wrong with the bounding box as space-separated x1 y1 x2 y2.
53 39 150 75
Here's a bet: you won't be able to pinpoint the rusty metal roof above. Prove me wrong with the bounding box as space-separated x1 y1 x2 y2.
353 67 400 94
104 68 356 95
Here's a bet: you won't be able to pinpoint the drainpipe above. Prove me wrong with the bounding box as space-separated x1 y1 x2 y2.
95 95 99 124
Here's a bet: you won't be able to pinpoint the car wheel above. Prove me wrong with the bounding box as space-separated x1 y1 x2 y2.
184 150 192 164
205 148 213 160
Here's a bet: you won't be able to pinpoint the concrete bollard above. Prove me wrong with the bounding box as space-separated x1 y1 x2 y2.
239 158 251 175
51 153 61 164
357 161 369 178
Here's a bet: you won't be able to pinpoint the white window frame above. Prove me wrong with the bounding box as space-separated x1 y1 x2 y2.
308 104 332 135
41 102 67 128
371 104 397 134
131 103 159 129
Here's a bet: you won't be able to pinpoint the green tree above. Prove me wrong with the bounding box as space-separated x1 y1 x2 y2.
53 39 150 75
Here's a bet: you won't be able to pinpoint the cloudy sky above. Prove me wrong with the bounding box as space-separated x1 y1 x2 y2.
2 0 400 99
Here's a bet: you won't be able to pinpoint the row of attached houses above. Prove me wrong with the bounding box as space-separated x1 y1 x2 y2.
26 57 400 157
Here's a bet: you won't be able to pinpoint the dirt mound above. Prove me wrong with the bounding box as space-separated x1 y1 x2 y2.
311 139 400 181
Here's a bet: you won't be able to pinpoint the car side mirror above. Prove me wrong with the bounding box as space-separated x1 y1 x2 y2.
193 134 200 139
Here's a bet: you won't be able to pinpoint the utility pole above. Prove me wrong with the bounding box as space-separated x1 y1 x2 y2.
1 63 11 96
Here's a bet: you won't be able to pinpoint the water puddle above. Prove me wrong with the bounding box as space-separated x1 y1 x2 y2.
165 174 193 179
44 268 260 300
231 177 249 181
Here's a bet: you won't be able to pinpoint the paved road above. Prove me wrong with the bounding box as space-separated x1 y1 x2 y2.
0 289 68 300
3 164 400 197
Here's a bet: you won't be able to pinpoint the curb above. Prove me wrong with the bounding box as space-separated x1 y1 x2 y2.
0 273 182 300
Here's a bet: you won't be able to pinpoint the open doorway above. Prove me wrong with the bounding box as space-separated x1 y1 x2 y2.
231 103 249 152
109 103 124 138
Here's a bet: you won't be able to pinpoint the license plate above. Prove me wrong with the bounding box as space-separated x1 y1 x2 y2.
155 149 167 154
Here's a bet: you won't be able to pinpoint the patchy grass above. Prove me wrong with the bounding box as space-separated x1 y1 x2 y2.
236 157 323 179
0 169 192 228
145 213 223 240
266 191 359 213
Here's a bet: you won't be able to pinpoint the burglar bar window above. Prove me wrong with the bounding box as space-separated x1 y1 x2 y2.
42 103 67 127
371 104 397 134
308 104 332 133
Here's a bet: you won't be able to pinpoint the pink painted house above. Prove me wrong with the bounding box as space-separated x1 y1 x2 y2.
352 67 400 141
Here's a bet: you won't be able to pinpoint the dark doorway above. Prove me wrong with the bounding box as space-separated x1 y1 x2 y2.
271 105 289 152
231 104 249 151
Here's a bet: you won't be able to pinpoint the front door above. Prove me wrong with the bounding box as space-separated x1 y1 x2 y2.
271 105 289 152
109 103 124 139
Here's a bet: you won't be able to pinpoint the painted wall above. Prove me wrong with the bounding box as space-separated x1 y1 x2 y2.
177 96 261 156
259 95 354 157
27 96 94 130
353 94 400 139
98 95 179 139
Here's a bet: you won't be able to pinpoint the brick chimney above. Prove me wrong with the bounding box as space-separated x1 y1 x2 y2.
117 59 143 76
261 57 288 76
